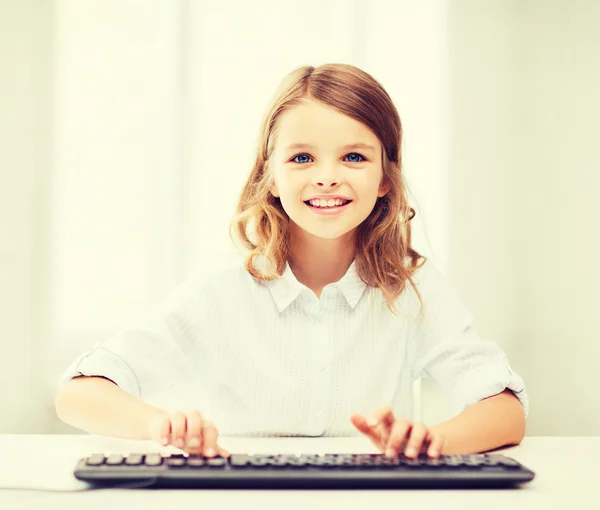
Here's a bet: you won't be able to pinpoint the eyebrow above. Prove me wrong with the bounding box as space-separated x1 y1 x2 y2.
285 143 376 152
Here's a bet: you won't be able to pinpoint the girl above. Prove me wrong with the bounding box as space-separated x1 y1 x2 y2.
55 63 528 461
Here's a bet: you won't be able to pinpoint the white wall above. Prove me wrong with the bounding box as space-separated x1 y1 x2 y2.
446 0 600 435
2 0 598 436
440 0 523 427
514 0 600 435
0 0 53 432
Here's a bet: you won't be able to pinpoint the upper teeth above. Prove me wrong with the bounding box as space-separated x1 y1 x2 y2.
309 198 348 207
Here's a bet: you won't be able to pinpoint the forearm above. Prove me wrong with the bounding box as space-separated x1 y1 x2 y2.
429 389 526 455
55 376 167 440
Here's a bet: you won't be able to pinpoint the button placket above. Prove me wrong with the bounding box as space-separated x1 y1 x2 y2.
307 295 335 434
312 370 331 421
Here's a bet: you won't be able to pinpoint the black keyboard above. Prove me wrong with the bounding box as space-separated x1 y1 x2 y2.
74 452 535 489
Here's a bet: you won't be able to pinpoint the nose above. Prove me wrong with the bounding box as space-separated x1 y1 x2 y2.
316 178 339 188
313 164 340 188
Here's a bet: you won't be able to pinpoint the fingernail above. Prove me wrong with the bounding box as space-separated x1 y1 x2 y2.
161 437 169 446
205 448 216 457
366 417 378 427
188 437 200 447
429 448 438 457
406 447 416 457
385 448 396 458
175 438 185 448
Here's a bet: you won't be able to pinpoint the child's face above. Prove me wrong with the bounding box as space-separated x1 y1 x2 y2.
269 100 390 240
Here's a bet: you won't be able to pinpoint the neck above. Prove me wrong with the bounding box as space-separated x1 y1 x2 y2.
288 222 356 297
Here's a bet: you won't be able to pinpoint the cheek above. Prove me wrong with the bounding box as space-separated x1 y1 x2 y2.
275 185 303 217
355 179 383 202
276 176 303 202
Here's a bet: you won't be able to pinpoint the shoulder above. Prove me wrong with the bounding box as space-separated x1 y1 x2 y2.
409 257 448 291
392 257 452 315
185 256 259 298
403 257 474 331
154 257 256 317
150 256 266 326
397 256 444 296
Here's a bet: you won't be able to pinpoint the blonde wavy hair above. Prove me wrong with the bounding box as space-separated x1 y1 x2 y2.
229 63 426 317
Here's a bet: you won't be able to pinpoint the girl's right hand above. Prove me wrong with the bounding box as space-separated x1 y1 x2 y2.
147 410 230 457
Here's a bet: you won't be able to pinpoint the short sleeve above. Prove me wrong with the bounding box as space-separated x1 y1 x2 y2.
406 260 529 418
58 270 209 400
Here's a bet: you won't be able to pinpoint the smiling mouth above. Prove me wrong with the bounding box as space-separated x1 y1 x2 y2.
303 199 353 209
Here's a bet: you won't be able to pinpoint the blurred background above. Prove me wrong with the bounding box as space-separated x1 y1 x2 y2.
1 0 598 436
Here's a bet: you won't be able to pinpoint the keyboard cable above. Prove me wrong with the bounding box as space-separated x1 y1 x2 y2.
0 477 159 492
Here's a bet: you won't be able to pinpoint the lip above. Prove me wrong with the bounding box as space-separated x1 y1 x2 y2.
304 195 353 201
305 200 352 216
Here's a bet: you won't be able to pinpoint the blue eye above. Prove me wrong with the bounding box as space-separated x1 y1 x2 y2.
346 153 365 163
291 152 366 164
292 154 311 164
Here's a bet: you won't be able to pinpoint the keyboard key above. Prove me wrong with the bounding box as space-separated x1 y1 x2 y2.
375 458 401 469
125 454 144 465
482 457 501 467
498 457 521 468
186 458 206 468
206 457 226 468
143 454 163 466
402 458 423 468
250 458 269 468
269 458 290 467
167 458 186 468
287 458 309 467
105 454 124 465
317 460 337 469
230 454 251 468
464 458 484 467
85 454 105 466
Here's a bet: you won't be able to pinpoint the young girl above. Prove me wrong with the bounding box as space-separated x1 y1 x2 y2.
55 63 528 461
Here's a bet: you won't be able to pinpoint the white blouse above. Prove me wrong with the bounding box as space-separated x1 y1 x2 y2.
59 258 529 437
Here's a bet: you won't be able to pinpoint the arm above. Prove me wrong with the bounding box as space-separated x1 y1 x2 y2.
55 375 167 440
406 260 529 454
56 270 210 438
429 388 526 455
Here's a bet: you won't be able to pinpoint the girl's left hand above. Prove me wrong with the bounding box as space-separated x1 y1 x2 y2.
350 405 446 459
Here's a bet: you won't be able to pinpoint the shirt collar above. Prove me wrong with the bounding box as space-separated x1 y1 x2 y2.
267 260 367 312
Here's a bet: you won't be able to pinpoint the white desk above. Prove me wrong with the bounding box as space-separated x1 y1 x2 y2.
0 435 597 510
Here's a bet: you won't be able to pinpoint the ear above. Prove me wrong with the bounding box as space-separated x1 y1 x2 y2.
377 179 391 198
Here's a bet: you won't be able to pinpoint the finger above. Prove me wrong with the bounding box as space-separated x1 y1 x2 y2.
350 414 385 450
201 419 219 457
427 432 446 458
184 411 204 453
403 422 428 458
386 418 412 457
350 414 384 449
218 446 231 458
372 405 395 432
378 423 390 447
369 406 395 447
158 414 171 446
170 412 187 449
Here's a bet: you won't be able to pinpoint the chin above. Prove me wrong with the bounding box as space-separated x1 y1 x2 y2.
294 222 358 241
285 205 365 241
308 231 349 240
